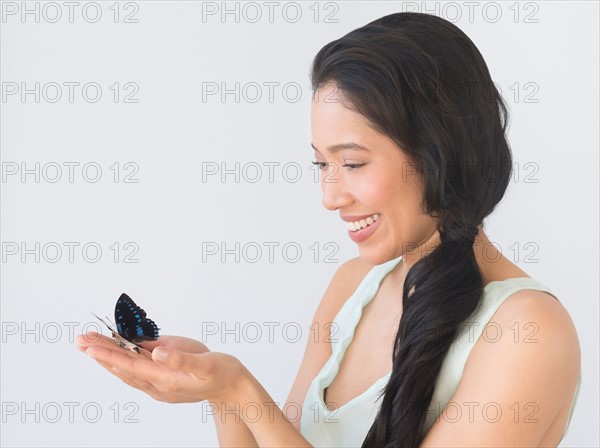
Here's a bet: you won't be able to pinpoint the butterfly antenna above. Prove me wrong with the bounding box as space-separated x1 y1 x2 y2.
91 312 115 332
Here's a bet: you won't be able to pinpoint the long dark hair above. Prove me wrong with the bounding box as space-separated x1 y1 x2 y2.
310 12 512 447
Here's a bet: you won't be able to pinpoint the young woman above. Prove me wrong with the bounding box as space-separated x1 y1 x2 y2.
76 12 581 448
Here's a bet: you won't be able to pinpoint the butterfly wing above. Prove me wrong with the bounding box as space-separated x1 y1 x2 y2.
114 293 160 343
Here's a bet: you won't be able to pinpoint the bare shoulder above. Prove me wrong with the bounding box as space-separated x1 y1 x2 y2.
422 288 581 446
496 288 580 352
317 256 373 324
473 287 581 391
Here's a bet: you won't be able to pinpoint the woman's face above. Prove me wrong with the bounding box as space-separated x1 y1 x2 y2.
310 84 438 266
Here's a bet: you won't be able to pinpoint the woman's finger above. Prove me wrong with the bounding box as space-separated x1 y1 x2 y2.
152 347 212 376
139 336 210 354
77 332 116 348
77 333 152 359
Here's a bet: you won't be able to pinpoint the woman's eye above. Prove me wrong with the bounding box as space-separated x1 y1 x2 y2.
311 161 328 170
342 163 365 170
311 161 365 171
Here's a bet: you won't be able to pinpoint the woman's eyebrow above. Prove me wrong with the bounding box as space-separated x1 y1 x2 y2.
311 142 371 154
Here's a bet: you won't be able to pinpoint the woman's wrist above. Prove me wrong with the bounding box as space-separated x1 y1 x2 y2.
205 359 254 408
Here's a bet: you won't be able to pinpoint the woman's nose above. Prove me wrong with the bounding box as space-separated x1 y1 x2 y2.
321 165 351 211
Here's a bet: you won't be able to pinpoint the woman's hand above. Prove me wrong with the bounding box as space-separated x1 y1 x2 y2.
75 333 247 405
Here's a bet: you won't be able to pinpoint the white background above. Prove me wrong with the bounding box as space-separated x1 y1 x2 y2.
1 1 598 447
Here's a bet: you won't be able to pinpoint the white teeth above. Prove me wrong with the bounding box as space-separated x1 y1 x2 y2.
347 213 380 231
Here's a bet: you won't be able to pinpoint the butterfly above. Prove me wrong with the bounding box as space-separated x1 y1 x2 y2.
92 293 160 354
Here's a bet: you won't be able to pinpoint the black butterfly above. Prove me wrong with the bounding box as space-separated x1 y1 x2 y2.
92 293 160 353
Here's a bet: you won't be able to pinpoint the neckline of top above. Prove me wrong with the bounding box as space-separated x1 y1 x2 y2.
318 258 549 415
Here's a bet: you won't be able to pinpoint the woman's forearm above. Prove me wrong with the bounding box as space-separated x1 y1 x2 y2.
212 406 259 447
233 366 314 448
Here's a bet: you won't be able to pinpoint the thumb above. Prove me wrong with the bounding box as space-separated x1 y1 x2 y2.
139 336 170 351
152 347 206 374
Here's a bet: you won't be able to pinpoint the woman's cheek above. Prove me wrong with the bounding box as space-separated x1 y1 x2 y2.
358 176 384 204
366 172 399 203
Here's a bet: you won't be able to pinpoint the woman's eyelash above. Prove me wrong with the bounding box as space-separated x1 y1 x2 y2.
311 161 365 170
344 163 365 170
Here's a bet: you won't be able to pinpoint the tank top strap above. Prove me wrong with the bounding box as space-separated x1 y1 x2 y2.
329 255 404 353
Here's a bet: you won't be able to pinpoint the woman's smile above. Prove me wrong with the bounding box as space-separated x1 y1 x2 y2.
346 213 382 243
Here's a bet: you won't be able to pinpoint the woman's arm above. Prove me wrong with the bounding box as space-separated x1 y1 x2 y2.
235 365 314 447
234 258 368 445
212 406 259 447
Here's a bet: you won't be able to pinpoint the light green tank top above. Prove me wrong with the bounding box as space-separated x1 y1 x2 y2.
300 255 581 447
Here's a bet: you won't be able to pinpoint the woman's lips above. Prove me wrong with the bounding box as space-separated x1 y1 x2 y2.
347 215 381 243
